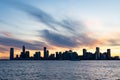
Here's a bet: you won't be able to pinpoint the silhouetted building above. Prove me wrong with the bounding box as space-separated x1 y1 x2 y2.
62 51 70 60
59 52 63 60
46 50 49 59
22 45 25 54
61 50 79 60
34 52 41 60
25 51 30 59
56 52 59 60
113 56 119 60
83 49 87 60
16 55 19 59
87 52 94 60
49 54 55 60
56 52 63 60
44 47 49 59
95 47 100 60
71 52 78 60
10 46 114 60
106 49 111 60
20 52 25 59
100 52 106 60
10 48 14 60
19 46 30 60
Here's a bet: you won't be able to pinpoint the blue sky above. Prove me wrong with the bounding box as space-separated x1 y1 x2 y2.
0 0 120 58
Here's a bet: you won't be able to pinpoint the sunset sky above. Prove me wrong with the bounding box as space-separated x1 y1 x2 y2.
0 0 120 59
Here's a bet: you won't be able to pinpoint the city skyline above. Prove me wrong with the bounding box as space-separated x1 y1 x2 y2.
9 45 120 60
0 0 120 59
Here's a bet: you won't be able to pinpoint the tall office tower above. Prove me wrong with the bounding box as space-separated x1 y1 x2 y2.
95 47 100 60
83 49 87 59
22 45 25 53
46 50 49 58
10 48 14 60
44 47 47 59
107 49 111 59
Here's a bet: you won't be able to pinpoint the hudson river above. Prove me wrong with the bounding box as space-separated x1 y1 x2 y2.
0 61 120 80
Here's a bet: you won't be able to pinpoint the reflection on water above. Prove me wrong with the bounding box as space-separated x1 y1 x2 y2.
0 61 120 80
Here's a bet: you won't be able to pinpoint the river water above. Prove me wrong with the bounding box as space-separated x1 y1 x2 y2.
0 60 120 80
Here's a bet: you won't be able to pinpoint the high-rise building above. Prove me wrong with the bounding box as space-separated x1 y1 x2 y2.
46 50 49 58
95 47 100 60
20 46 27 59
44 47 48 59
106 49 111 59
83 49 87 59
22 45 25 53
10 48 14 60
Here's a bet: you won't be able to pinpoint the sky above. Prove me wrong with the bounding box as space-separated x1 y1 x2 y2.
0 0 120 59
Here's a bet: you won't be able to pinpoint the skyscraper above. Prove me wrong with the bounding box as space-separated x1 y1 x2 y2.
44 47 48 59
46 50 49 58
95 47 100 60
10 48 14 60
83 49 87 59
20 45 27 59
107 49 111 59
22 45 25 53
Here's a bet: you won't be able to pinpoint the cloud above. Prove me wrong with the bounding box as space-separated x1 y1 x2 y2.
96 33 120 46
40 30 98 48
59 18 83 32
12 2 98 48
16 3 76 31
104 39 120 46
0 31 13 37
41 30 79 47
1 0 100 48
0 36 47 50
0 46 9 53
2 0 76 32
